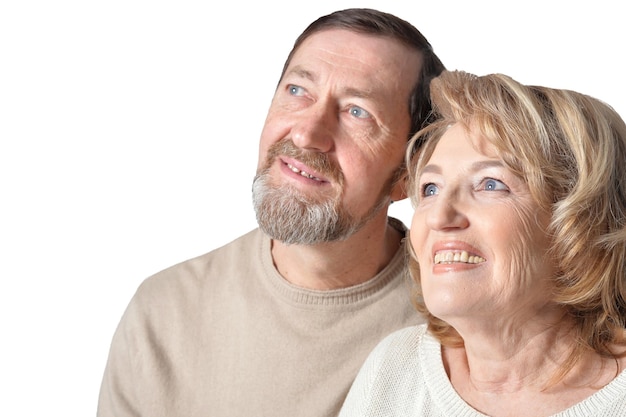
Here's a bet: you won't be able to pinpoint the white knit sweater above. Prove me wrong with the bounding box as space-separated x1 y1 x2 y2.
339 324 626 417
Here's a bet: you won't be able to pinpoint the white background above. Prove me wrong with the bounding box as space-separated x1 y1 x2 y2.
1 0 624 415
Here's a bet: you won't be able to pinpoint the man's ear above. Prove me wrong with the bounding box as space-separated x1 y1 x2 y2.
390 169 408 202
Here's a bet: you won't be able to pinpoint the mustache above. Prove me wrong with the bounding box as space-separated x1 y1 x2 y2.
263 139 343 184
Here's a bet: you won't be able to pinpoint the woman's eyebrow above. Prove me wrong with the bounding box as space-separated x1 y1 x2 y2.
470 160 504 171
420 159 503 176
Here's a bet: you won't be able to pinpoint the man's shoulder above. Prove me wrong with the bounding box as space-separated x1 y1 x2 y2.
134 228 266 299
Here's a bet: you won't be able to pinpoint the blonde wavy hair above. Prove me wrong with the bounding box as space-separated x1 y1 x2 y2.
406 70 626 381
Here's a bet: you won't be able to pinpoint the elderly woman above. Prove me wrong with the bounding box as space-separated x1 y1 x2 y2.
338 70 626 416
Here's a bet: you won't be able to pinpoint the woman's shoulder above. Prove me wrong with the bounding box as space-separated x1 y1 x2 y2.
339 324 433 416
384 323 428 344
368 323 430 365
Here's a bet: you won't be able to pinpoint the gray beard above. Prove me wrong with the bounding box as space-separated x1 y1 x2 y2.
252 171 389 245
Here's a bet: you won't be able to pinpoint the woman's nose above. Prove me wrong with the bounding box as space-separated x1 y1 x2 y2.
425 192 470 231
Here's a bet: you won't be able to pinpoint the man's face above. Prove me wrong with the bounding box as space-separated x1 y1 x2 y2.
253 29 423 244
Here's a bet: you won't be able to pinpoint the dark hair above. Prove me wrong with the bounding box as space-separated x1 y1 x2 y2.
278 8 446 139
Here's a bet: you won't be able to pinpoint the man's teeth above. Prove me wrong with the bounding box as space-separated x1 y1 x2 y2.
434 251 485 264
287 163 322 181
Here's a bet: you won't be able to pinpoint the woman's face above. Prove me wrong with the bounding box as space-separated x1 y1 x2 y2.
410 123 555 325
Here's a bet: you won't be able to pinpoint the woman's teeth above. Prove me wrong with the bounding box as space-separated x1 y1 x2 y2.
434 251 485 264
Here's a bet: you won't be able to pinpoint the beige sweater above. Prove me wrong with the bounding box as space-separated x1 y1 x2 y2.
97 219 423 417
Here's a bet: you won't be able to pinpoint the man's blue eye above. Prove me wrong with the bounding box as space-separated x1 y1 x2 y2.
288 85 305 96
349 106 371 119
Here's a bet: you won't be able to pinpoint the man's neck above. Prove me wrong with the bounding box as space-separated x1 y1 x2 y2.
270 216 404 290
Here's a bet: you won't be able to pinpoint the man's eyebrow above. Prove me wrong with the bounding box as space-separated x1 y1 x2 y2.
284 65 316 82
344 87 374 100
285 65 375 100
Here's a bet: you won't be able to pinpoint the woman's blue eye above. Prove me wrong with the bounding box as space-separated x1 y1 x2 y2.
483 178 508 191
423 183 438 197
349 106 371 119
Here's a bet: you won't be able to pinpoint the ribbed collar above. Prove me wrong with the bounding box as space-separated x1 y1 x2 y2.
258 217 410 308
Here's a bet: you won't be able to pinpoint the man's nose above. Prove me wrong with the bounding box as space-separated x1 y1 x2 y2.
290 102 336 152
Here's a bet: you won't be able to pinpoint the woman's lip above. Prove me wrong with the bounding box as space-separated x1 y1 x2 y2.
431 240 485 260
432 261 483 274
428 241 486 273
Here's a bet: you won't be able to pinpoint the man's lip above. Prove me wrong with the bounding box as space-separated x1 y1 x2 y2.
280 157 329 182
